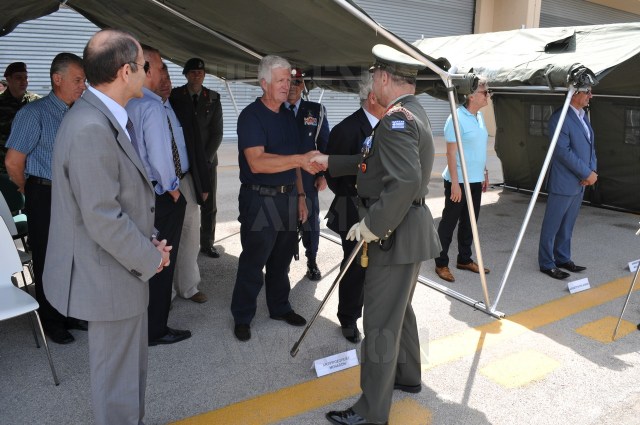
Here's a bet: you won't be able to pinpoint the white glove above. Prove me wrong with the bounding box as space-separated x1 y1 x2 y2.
346 219 379 243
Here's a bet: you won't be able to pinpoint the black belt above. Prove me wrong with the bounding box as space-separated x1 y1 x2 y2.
241 184 294 194
359 197 424 208
27 176 51 186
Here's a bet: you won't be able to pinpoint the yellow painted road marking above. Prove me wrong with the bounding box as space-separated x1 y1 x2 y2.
480 350 560 388
389 398 432 424
576 315 637 343
173 275 636 425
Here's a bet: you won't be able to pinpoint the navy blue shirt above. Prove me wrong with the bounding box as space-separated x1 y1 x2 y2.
237 98 298 185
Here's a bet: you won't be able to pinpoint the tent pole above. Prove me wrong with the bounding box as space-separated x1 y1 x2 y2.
144 0 263 60
319 232 504 319
223 80 240 117
490 86 577 313
317 88 326 104
444 78 492 311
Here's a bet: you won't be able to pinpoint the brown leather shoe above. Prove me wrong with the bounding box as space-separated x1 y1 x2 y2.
435 266 455 282
456 262 490 274
188 291 208 303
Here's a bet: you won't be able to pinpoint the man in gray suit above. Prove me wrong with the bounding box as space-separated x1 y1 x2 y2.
43 29 171 425
316 45 441 425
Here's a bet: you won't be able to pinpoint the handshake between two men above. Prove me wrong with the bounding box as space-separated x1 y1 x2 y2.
301 152 379 244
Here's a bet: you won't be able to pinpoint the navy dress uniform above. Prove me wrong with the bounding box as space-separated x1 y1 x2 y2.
325 45 441 425
285 71 330 280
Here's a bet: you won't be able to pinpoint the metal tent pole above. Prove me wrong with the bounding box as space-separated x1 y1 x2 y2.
490 86 577 313
224 80 240 117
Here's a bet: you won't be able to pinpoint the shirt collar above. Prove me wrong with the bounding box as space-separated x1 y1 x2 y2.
142 86 162 103
49 91 71 112
87 85 129 134
362 106 379 128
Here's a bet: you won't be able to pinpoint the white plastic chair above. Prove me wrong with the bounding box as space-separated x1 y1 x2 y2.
0 219 59 385
0 191 33 288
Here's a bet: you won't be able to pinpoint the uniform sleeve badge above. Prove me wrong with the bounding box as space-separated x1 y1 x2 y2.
391 120 405 130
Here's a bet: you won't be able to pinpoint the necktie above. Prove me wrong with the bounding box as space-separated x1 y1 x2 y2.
126 118 141 156
289 103 296 116
192 94 198 110
164 113 182 178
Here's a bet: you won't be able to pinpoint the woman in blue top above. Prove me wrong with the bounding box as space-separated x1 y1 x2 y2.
434 78 491 282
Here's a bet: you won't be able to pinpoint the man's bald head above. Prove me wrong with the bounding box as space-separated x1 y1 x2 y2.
83 29 142 86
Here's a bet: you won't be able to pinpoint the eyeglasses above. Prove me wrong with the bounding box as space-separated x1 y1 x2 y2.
123 61 150 73
476 90 492 97
291 79 304 87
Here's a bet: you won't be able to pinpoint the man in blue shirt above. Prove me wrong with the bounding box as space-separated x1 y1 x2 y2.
231 55 324 342
126 45 191 346
5 52 87 344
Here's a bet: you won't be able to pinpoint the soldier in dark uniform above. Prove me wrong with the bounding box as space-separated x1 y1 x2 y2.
285 68 330 281
0 62 40 173
316 45 441 425
230 55 324 342
325 74 386 343
170 58 223 258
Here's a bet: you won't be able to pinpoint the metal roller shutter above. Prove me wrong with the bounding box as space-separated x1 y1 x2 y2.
540 0 639 28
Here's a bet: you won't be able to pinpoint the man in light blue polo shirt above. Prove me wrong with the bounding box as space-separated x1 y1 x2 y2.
5 52 87 344
434 79 491 283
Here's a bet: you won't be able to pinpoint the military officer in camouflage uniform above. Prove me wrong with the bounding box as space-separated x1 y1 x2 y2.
0 62 40 173
316 44 441 425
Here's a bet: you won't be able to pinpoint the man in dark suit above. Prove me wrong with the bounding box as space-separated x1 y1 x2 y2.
43 29 171 425
317 44 441 425
538 86 597 280
325 75 385 343
170 58 223 258
285 68 330 281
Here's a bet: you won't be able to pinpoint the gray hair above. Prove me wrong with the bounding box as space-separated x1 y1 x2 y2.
463 75 489 106
258 55 291 83
358 74 374 106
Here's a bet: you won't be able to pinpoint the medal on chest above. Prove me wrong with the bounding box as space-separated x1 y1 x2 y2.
360 133 374 174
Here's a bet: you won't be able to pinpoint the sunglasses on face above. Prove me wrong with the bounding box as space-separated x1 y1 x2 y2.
476 89 492 96
125 61 150 73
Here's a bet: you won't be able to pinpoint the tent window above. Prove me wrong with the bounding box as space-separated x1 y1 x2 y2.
529 105 555 137
624 109 640 145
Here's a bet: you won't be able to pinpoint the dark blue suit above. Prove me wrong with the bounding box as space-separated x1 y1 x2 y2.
325 107 372 326
288 99 329 260
538 106 597 270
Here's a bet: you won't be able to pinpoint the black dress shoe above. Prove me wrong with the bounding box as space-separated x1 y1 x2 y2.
65 318 88 331
45 327 75 345
540 267 570 280
234 324 251 341
200 245 220 258
307 260 322 281
326 408 387 425
271 310 307 326
393 382 422 393
341 323 361 343
149 327 191 346
556 261 586 272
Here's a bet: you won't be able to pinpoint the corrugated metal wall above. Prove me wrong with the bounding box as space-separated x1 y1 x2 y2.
0 1 475 138
540 0 640 27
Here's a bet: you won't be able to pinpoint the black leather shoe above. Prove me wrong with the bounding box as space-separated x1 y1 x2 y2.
45 327 75 345
234 324 251 341
65 318 88 331
540 267 570 280
394 382 422 393
341 323 361 343
271 310 307 326
200 245 220 258
307 260 322 281
556 261 586 272
149 327 191 346
326 408 387 425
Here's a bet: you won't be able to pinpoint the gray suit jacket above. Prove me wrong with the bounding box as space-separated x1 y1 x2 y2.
329 95 441 266
43 89 162 322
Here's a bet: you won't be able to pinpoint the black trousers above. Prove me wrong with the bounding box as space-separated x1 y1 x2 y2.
148 191 186 341
199 165 217 248
231 188 297 325
336 229 365 327
435 180 482 267
25 178 67 331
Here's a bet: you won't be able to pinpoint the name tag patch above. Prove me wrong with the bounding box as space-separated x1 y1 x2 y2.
391 120 405 130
